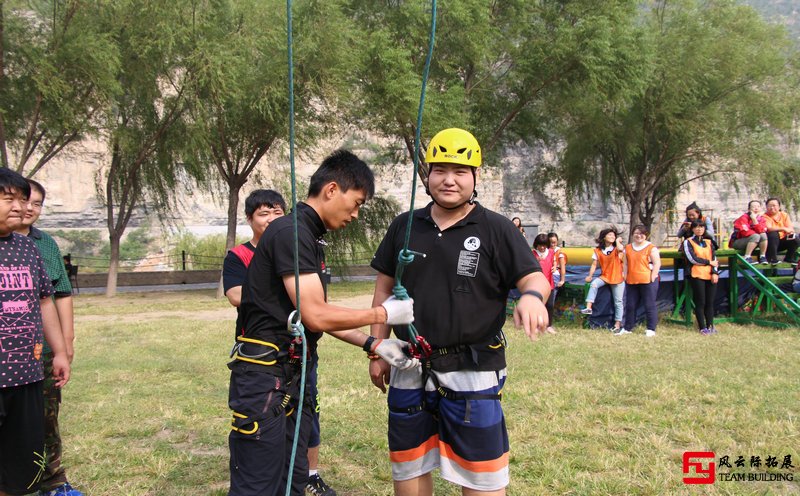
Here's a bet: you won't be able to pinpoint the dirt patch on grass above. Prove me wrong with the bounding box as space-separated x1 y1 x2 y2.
74 292 374 325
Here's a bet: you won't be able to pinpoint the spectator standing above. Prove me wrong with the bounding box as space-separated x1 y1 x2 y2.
618 225 661 337
13 179 82 496
0 169 70 496
511 217 525 236
533 234 558 335
683 219 721 335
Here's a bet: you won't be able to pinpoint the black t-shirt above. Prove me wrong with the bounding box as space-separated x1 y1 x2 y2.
239 203 325 355
371 202 540 369
222 242 255 293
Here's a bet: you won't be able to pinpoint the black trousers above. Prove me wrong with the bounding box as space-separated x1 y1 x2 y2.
228 367 313 496
765 232 799 262
689 277 717 330
0 381 44 495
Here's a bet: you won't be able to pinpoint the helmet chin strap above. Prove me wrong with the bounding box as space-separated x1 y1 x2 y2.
426 168 478 211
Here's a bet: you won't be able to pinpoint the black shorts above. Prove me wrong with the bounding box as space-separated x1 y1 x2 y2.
228 367 313 496
0 381 45 495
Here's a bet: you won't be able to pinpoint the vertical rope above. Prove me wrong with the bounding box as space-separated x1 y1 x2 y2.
285 0 307 493
393 0 438 345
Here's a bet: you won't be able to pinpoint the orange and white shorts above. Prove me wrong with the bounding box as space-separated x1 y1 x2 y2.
387 366 509 491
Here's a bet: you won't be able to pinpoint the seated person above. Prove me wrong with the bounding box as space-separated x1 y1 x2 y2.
731 200 769 264
764 197 799 264
676 202 716 247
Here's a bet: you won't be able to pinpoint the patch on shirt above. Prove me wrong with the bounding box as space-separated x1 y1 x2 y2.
463 236 481 251
3 300 29 314
457 250 480 277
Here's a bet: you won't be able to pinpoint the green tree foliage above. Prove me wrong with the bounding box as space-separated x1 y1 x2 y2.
325 195 400 270
0 0 119 175
183 0 355 256
94 0 202 295
51 228 103 258
555 0 799 233
346 0 640 178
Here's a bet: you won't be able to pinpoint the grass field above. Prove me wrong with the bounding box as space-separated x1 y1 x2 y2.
58 283 798 495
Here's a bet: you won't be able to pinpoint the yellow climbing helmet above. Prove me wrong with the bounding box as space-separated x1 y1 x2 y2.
425 128 482 168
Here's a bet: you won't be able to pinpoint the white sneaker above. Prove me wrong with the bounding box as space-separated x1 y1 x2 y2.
613 328 631 336
645 329 656 337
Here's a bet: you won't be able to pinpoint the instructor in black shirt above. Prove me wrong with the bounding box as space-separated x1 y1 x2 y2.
228 150 416 496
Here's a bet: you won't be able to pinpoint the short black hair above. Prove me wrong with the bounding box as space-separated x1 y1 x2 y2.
308 150 375 200
0 168 31 198
27 179 46 202
689 219 706 230
747 199 761 211
632 224 650 236
766 197 781 207
533 233 550 248
245 189 286 218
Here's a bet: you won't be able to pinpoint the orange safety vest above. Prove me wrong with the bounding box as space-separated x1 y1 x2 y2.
625 243 655 285
594 246 623 285
688 238 713 280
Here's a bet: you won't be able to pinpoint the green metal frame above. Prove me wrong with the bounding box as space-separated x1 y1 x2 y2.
665 249 800 328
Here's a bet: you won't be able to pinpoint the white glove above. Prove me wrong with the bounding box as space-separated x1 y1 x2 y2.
381 296 414 325
373 339 420 370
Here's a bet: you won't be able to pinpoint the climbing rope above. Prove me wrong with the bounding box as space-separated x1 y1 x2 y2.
284 0 306 493
282 0 438 492
393 0 438 358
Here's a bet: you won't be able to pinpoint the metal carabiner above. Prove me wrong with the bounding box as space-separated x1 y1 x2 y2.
287 310 304 337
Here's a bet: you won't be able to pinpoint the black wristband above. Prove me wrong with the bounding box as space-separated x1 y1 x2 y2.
521 290 544 301
363 335 377 353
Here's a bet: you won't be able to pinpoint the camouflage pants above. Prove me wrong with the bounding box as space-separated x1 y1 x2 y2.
41 351 68 490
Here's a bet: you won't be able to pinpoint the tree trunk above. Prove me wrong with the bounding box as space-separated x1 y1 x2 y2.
225 181 242 252
217 179 242 298
628 199 643 242
105 232 121 297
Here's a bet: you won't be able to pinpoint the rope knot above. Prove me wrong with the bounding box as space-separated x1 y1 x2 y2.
397 249 415 266
393 285 410 300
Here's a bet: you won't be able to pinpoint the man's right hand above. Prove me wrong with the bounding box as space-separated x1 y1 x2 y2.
52 353 71 388
381 296 414 325
369 359 391 393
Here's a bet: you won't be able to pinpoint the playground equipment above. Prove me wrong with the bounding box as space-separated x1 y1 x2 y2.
509 249 800 329
666 249 800 328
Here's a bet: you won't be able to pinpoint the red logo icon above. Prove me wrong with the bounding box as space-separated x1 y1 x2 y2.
683 451 716 484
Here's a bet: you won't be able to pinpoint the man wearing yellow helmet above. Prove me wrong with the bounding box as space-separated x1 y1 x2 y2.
368 128 551 495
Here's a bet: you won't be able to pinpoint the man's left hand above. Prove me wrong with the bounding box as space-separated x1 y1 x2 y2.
514 293 548 340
